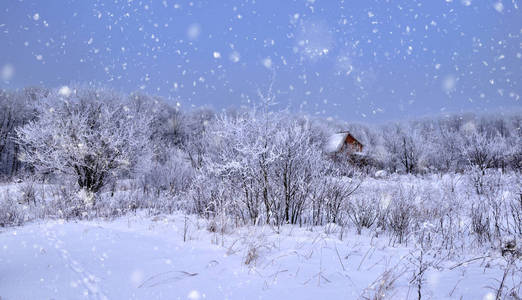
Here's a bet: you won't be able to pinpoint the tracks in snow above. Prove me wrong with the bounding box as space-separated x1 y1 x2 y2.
42 222 108 300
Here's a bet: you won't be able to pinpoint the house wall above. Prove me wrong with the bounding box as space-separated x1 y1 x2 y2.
344 134 363 152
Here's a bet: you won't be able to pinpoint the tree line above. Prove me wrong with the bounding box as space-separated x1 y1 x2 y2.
1 86 520 182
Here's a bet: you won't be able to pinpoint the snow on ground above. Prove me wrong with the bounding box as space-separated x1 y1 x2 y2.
0 213 518 299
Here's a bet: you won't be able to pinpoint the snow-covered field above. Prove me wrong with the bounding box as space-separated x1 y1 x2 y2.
1 212 519 300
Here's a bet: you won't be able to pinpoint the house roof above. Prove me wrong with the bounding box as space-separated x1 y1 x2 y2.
325 131 363 153
325 132 348 153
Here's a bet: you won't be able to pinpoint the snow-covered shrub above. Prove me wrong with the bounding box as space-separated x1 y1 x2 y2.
386 186 418 245
88 186 148 218
310 175 361 226
347 192 381 235
508 194 522 236
0 190 27 227
139 148 194 198
470 202 492 244
18 179 37 205
41 184 88 220
463 169 521 246
432 175 466 251
182 107 215 169
462 131 504 175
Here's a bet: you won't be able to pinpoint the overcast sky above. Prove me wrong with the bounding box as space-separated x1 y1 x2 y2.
1 0 520 122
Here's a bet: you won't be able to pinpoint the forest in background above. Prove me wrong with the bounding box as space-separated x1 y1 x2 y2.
2 86 520 178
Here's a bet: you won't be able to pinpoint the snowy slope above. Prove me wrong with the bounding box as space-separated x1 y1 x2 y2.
1 213 518 300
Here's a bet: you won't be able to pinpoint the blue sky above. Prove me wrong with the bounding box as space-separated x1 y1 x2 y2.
1 0 520 122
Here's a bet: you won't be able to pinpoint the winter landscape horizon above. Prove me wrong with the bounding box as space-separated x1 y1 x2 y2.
1 1 521 299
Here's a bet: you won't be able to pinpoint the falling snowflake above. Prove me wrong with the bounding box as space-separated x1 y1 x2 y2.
262 57 272 68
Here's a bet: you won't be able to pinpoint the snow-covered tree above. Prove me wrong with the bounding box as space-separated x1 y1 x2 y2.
462 130 504 174
16 87 149 195
383 124 426 174
193 107 362 226
0 88 43 177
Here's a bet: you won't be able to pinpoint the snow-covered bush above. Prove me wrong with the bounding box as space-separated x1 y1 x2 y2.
462 131 504 175
347 191 382 235
470 201 492 244
310 175 361 226
18 179 37 205
0 190 27 227
42 184 89 220
386 186 418 245
139 148 194 198
508 194 522 236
